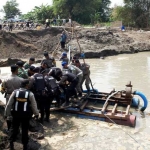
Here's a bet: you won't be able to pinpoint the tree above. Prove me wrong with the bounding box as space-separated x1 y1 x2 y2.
21 5 54 23
97 0 111 22
123 0 150 27
111 6 132 26
2 0 21 19
52 0 110 24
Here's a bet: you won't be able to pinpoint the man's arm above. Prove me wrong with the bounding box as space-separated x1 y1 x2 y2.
58 76 67 85
4 92 15 117
28 76 34 90
29 92 39 116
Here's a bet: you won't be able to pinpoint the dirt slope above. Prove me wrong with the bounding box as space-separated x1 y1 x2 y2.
0 27 150 60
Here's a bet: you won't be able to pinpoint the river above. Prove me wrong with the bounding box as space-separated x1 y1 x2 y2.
0 52 150 150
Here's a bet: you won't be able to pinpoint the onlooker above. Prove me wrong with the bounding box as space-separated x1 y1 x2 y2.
60 31 67 49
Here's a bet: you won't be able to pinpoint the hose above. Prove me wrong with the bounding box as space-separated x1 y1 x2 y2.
133 91 148 111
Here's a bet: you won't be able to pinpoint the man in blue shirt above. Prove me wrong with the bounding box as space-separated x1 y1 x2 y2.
60 31 67 49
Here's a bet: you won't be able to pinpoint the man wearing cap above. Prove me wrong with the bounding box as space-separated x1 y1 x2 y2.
75 59 91 92
62 61 83 97
1 65 24 134
16 61 28 79
23 57 35 70
41 52 56 68
28 67 48 123
59 52 69 64
55 70 79 106
5 79 39 150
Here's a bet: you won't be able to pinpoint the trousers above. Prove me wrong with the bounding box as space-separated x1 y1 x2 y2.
9 115 30 146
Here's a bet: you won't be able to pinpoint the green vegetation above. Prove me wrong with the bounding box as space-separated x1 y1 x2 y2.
111 0 150 28
1 0 150 28
1 0 21 19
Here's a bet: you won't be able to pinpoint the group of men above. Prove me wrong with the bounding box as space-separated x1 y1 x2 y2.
0 51 91 150
0 21 39 31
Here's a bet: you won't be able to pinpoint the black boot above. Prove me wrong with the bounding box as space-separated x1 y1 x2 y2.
7 120 12 131
9 142 14 150
78 92 82 97
23 144 27 150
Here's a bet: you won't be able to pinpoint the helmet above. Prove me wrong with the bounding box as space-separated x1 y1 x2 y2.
62 52 67 56
61 61 67 66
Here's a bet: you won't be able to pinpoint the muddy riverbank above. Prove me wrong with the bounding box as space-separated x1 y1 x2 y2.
0 27 150 61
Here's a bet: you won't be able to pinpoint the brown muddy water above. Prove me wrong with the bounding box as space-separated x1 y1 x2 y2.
0 52 150 150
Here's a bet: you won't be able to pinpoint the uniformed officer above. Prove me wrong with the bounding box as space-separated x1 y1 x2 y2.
48 67 62 81
41 52 56 68
23 57 35 70
16 61 28 79
59 52 69 64
5 79 39 150
55 70 79 106
45 74 60 108
75 59 91 92
27 65 35 77
39 61 49 75
29 67 47 123
62 61 83 97
1 65 24 133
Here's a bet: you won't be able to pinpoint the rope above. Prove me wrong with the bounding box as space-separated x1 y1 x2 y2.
102 113 145 150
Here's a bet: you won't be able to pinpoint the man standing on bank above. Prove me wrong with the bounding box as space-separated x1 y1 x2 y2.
60 31 67 49
5 79 39 150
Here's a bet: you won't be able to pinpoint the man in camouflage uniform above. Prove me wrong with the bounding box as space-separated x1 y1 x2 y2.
16 61 28 79
23 57 35 70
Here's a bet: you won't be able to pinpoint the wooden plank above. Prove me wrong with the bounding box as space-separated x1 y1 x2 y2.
61 108 127 120
50 106 71 111
111 103 118 115
80 100 89 111
86 106 127 114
